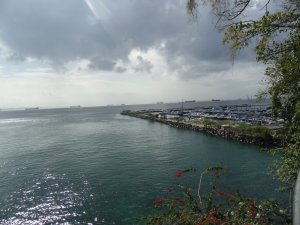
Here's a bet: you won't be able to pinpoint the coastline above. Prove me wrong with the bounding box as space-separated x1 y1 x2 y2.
121 110 282 148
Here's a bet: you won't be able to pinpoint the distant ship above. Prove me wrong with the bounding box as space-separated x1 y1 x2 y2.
184 100 196 103
25 107 39 110
212 99 221 102
70 105 81 108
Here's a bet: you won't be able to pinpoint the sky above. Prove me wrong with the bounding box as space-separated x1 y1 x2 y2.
0 0 269 108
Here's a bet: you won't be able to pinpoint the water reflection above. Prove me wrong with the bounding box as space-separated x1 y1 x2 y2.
0 173 93 225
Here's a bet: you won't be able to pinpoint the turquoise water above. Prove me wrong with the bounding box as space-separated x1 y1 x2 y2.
0 104 285 224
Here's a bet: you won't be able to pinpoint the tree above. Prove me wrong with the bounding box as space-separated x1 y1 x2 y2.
186 0 300 187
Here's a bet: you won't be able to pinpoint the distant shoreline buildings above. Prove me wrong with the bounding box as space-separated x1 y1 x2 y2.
124 102 283 127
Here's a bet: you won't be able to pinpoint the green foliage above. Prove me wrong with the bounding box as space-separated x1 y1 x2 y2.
201 119 220 128
234 124 272 138
272 134 300 187
200 118 273 138
145 167 290 225
176 117 185 122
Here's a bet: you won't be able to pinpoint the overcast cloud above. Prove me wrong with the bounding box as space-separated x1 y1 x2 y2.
0 0 266 107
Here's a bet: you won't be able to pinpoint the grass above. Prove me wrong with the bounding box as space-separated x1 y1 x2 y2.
190 118 273 138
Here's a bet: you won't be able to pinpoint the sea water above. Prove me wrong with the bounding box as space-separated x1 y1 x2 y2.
0 101 286 224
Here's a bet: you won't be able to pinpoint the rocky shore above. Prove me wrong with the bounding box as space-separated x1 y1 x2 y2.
121 111 281 148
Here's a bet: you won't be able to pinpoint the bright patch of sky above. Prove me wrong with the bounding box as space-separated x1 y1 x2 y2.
84 0 110 21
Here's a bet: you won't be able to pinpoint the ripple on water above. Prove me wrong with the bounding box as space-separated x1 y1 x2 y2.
0 118 48 124
0 173 94 225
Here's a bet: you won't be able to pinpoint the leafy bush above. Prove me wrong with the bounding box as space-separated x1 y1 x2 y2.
145 166 290 225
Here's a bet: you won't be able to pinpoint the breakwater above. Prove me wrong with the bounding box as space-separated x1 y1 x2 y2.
121 111 281 147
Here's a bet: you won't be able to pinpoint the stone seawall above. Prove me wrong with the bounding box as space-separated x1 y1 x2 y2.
121 112 281 147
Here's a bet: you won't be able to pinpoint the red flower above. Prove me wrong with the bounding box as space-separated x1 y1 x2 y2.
205 214 220 225
153 198 164 206
215 190 224 197
173 196 186 205
197 221 203 225
167 187 173 193
247 208 256 217
175 171 182 177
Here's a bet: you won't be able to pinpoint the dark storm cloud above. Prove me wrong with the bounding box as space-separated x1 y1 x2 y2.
0 0 255 78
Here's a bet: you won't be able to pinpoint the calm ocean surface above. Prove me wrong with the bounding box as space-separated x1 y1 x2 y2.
0 100 287 224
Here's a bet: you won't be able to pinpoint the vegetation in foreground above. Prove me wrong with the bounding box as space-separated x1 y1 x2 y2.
145 166 290 225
